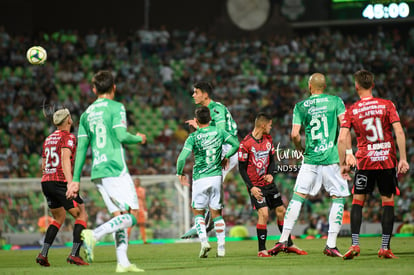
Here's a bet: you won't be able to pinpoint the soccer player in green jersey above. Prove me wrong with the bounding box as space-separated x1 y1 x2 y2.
181 81 239 239
176 106 239 258
268 73 350 257
66 70 146 273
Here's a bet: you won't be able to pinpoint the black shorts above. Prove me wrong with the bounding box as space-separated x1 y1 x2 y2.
353 168 398 197
41 181 84 210
250 184 284 210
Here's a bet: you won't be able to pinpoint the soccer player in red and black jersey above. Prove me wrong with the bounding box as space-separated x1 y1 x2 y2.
36 108 89 266
338 70 409 259
238 113 307 257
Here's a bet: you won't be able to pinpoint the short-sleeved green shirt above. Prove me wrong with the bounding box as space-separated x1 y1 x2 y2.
292 94 345 165
176 126 239 180
207 100 238 137
76 98 130 180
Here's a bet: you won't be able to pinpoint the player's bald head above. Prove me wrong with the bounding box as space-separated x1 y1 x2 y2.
309 73 326 91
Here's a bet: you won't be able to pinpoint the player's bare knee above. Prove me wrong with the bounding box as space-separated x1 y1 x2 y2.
275 206 286 219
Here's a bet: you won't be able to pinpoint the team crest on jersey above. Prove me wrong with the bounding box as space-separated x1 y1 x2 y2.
266 142 271 150
67 140 73 147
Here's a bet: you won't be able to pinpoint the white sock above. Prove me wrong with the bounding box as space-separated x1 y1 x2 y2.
280 194 305 243
326 198 345 248
94 214 136 241
213 216 226 246
195 215 208 243
113 229 130 267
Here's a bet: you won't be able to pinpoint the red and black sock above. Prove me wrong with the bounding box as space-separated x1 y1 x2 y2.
381 201 394 249
257 224 267 251
40 221 61 257
72 220 87 256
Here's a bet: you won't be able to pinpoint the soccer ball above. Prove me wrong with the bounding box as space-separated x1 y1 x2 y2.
26 46 47 65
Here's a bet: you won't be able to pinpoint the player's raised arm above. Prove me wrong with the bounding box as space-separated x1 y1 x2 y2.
114 127 145 144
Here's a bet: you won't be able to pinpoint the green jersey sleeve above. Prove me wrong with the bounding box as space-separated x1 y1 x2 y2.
292 104 303 125
336 97 346 117
208 101 238 136
222 129 240 158
176 135 194 175
73 114 90 182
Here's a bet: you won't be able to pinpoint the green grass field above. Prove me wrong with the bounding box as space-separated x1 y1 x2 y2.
1 237 413 275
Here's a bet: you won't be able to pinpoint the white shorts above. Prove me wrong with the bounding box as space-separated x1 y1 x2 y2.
192 176 223 210
93 173 139 214
294 163 350 197
222 143 239 181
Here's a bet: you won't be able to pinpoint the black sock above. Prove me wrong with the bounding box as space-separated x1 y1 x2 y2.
381 206 394 249
72 223 86 256
257 225 267 251
41 224 59 256
350 204 363 235
350 204 363 246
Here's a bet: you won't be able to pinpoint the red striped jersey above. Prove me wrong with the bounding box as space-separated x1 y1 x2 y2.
341 97 400 170
238 133 274 187
41 130 76 182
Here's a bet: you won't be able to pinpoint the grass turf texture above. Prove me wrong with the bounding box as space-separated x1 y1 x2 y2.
1 237 413 275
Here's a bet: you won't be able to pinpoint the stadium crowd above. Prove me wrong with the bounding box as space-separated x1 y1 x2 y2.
0 24 414 236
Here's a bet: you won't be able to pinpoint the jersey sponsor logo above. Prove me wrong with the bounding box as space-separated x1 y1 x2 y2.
196 131 218 139
314 141 334 153
44 168 57 174
352 104 385 118
308 106 327 115
303 97 329 107
93 151 107 166
367 149 390 162
251 147 270 177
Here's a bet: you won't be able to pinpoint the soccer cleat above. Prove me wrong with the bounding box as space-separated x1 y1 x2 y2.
285 244 308 255
81 229 97 263
199 242 211 258
267 242 286 256
180 227 198 239
378 248 398 259
116 263 145 273
217 245 225 257
323 246 343 257
258 251 272 257
67 255 89 265
343 245 360 260
36 253 50 267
